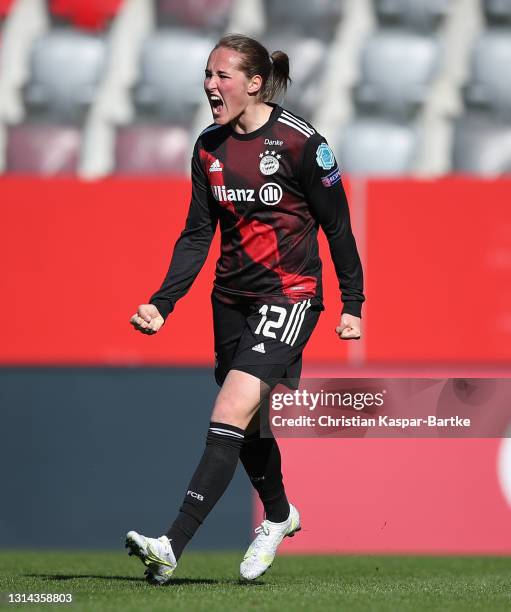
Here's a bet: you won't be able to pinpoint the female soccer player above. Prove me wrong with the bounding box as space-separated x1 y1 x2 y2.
126 34 364 584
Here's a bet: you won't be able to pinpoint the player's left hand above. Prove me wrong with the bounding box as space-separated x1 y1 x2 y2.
336 313 361 340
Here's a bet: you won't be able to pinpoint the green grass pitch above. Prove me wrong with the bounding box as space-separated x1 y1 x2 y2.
1 551 510 611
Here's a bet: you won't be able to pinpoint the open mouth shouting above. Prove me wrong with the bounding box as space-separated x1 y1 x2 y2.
209 94 224 118
209 94 224 117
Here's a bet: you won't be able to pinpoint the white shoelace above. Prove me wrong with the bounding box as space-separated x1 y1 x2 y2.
244 521 272 558
254 521 271 537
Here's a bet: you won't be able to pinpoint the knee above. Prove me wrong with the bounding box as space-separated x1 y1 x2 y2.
212 392 260 430
212 395 243 426
211 370 263 429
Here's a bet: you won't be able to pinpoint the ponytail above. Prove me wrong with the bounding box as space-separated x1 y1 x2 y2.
265 50 291 102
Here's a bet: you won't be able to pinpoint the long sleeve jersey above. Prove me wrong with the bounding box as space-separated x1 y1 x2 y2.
150 104 365 319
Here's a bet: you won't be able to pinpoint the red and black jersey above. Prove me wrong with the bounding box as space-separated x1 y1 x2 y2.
150 104 364 319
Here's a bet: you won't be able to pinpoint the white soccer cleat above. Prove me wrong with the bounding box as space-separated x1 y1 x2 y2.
125 530 177 585
240 504 301 580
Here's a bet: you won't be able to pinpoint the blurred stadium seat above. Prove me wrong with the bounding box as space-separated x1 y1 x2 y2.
155 0 233 32
23 30 106 123
114 124 189 174
48 0 123 31
452 116 511 175
6 124 80 174
484 0 511 24
463 31 511 118
0 0 14 19
354 32 440 118
0 0 507 178
133 30 214 125
339 119 418 175
263 35 326 120
374 0 451 31
264 0 343 38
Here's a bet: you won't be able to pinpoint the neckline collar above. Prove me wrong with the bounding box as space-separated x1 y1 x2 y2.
229 104 281 141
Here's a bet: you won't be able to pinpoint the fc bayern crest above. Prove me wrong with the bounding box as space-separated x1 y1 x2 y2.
259 150 281 176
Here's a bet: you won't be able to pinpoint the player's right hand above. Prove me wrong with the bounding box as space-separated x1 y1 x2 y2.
130 304 164 335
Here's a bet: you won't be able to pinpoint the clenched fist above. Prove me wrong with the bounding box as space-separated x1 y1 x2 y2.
336 313 361 340
130 304 164 335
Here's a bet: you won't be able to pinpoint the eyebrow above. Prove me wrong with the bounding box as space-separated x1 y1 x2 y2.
205 69 231 75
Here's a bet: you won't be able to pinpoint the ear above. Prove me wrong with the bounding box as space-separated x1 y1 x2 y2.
247 74 263 95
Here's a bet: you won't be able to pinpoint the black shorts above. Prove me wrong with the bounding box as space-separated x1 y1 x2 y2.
212 292 322 389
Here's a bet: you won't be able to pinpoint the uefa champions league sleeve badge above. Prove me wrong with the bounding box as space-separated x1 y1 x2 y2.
316 143 336 170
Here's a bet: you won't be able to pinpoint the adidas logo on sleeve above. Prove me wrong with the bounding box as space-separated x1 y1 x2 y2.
251 343 266 354
209 159 222 173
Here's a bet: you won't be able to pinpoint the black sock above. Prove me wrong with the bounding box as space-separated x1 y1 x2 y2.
166 421 244 560
239 430 290 523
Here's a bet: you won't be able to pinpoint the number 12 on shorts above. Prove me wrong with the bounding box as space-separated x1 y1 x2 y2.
254 300 311 346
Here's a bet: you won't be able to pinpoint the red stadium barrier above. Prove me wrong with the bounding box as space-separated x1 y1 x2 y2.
365 179 511 362
267 437 511 554
1 177 511 366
